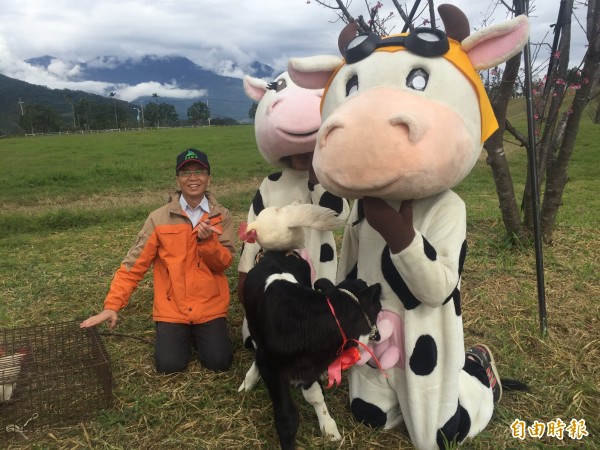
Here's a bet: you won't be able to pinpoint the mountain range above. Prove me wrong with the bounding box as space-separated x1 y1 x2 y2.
0 55 275 135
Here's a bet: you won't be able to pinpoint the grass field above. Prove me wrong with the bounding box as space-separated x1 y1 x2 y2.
0 123 598 449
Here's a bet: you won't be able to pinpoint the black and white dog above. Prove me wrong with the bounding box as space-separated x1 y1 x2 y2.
239 249 382 450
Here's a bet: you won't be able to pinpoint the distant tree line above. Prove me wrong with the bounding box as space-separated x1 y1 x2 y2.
16 98 242 134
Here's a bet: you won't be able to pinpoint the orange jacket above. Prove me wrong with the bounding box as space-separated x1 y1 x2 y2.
104 192 235 324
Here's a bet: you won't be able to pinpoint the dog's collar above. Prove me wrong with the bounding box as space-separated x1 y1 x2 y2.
325 293 385 388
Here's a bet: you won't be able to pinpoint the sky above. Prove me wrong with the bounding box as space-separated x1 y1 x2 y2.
0 0 588 102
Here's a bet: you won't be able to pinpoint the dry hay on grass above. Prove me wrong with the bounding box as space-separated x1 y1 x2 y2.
461 223 599 448
3 196 598 449
4 227 598 449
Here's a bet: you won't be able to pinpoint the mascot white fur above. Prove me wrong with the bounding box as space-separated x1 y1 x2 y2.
287 4 529 449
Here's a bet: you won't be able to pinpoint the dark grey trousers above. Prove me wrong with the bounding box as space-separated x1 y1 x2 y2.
154 318 233 374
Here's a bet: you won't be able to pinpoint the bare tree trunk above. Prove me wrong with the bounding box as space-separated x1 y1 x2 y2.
523 0 573 230
484 53 526 240
540 0 600 243
539 0 572 180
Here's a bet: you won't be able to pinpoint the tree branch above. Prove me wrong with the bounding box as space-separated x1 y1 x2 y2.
391 0 411 28
499 0 515 13
505 119 529 147
313 0 372 33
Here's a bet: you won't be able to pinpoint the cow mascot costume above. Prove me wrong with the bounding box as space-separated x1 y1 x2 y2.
287 4 529 449
238 72 350 345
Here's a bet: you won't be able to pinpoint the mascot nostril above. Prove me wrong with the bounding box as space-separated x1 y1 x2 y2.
287 3 530 449
318 120 344 149
389 113 427 144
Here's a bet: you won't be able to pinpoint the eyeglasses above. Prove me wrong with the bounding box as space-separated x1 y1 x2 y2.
344 27 450 64
178 169 209 178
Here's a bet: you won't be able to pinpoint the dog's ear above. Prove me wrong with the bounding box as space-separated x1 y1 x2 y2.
314 278 335 294
366 283 382 301
359 283 382 326
359 283 382 307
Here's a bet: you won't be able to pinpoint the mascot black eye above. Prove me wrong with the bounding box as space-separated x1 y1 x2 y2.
267 79 287 92
406 68 428 91
346 75 359 96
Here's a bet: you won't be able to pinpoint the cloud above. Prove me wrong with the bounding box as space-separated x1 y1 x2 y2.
0 33 209 102
46 59 82 78
116 81 207 102
86 56 125 70
0 0 341 74
0 0 589 99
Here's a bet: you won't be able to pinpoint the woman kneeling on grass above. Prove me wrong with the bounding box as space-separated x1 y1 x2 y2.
80 148 235 374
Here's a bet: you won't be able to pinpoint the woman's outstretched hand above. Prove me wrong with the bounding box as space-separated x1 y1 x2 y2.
80 309 118 330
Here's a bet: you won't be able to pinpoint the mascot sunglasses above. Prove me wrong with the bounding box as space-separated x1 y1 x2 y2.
344 27 449 64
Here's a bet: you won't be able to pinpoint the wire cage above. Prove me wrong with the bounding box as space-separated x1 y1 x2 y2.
0 320 113 441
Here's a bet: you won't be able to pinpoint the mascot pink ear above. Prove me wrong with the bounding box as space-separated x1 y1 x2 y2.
287 55 343 90
461 15 530 70
438 3 530 70
243 75 268 102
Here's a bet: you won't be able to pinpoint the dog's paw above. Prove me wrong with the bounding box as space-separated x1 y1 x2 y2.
238 361 260 392
238 375 259 392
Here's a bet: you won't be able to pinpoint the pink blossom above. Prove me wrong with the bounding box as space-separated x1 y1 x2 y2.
532 89 538 95
583 78 590 84
553 92 557 97
570 84 581 90
566 107 573 115
554 51 561 59
555 78 566 85
534 114 539 119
